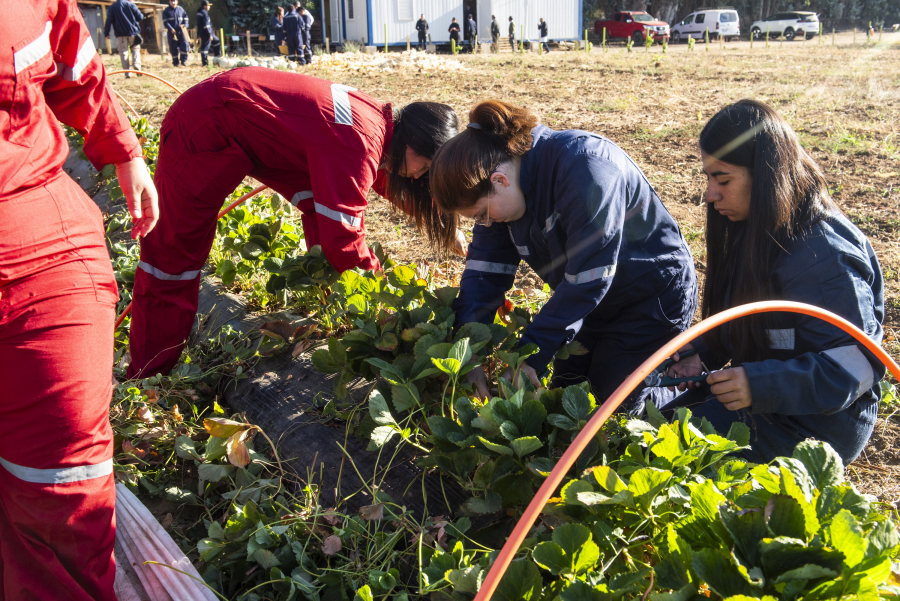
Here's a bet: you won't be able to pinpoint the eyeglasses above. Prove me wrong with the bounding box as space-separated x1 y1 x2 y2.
474 198 491 227
473 164 501 227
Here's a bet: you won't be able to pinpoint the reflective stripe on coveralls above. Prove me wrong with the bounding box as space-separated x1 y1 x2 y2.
0 456 113 485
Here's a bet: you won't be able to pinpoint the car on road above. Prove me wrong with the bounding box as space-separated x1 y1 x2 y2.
750 12 819 40
670 9 740 42
594 11 670 45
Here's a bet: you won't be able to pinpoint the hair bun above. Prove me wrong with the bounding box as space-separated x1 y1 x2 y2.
468 100 538 156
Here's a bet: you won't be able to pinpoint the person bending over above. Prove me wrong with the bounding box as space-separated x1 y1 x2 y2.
663 99 884 465
129 69 464 379
430 100 697 411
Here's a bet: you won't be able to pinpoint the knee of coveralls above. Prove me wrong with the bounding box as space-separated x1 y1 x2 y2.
129 104 251 378
294 197 322 250
0 184 118 600
0 286 117 601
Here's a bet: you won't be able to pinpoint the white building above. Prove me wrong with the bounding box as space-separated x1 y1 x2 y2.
320 0 584 46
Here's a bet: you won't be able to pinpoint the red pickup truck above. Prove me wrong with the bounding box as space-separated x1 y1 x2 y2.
594 11 670 44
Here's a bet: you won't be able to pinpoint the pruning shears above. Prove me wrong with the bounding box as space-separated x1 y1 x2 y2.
643 348 709 388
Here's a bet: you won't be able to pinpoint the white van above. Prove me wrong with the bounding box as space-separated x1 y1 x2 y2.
670 9 741 42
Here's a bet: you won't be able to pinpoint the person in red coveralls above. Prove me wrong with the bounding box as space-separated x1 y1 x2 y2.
0 2 158 600
128 68 461 379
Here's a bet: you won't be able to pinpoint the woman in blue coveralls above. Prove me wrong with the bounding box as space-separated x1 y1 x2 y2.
663 99 884 464
429 100 697 411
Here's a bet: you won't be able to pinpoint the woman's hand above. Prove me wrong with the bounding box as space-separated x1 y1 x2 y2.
667 343 704 391
452 229 468 257
465 365 490 400
505 363 542 389
116 157 159 239
707 367 752 411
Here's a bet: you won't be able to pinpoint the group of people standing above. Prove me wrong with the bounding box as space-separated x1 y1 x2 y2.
423 12 547 53
272 2 315 65
0 2 888 599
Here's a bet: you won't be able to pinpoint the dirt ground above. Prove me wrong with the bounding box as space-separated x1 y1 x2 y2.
102 31 900 501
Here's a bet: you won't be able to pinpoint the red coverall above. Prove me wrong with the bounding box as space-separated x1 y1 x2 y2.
129 68 394 378
0 2 142 600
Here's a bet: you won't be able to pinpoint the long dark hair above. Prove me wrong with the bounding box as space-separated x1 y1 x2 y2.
385 102 459 251
430 100 538 213
700 99 837 362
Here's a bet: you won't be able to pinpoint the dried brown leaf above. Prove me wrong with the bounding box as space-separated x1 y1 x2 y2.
260 320 297 342
144 389 160 404
226 430 252 469
292 339 313 358
322 535 342 556
136 407 155 423
161 513 174 529
359 503 384 521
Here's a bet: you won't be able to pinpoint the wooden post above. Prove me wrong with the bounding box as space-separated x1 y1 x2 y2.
384 24 388 53
602 27 606 51
520 25 524 52
853 27 856 44
750 29 753 48
765 26 769 47
220 28 225 55
101 5 112 54
584 28 588 53
406 35 410 52
326 36 330 54
246 30 251 57
879 25 883 42
705 27 709 51
819 23 823 45
832 28 835 45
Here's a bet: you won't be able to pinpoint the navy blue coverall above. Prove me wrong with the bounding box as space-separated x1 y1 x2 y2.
283 9 301 62
299 10 314 64
416 18 429 50
196 7 212 65
162 4 189 65
661 213 885 465
103 0 142 38
272 14 284 47
455 125 697 411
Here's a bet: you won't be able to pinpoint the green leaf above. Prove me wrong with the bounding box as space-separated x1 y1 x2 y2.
432 357 462 376
792 440 844 489
520 401 547 436
726 421 751 448
562 479 594 506
493 559 542 601
650 424 683 464
375 333 399 352
434 286 459 307
830 509 867 567
867 519 900 558
198 463 236 482
758 537 845 578
559 580 610 601
628 467 672 508
311 348 342 374
478 436 514 456
174 436 202 461
562 386 594 421
690 547 754 598
368 390 396 426
510 436 543 459
204 436 227 461
765 494 807 540
719 506 766 566
368 425 397 451
466 492 502 514
445 566 482 595
554 523 600 574
532 542 567 575
390 384 418 412
588 465 628 493
816 483 870 526
165 486 200 504
547 413 577 430
353 584 374 601
449 337 473 365
773 563 839 583
216 260 237 286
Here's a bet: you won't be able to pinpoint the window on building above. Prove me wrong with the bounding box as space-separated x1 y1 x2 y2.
347 0 354 20
397 0 413 21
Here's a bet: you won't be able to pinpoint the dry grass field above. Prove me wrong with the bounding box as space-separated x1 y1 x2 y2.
102 31 900 500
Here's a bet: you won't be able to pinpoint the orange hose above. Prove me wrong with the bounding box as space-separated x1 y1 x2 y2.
217 184 270 219
112 89 140 119
113 185 271 330
107 70 185 95
474 300 900 601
